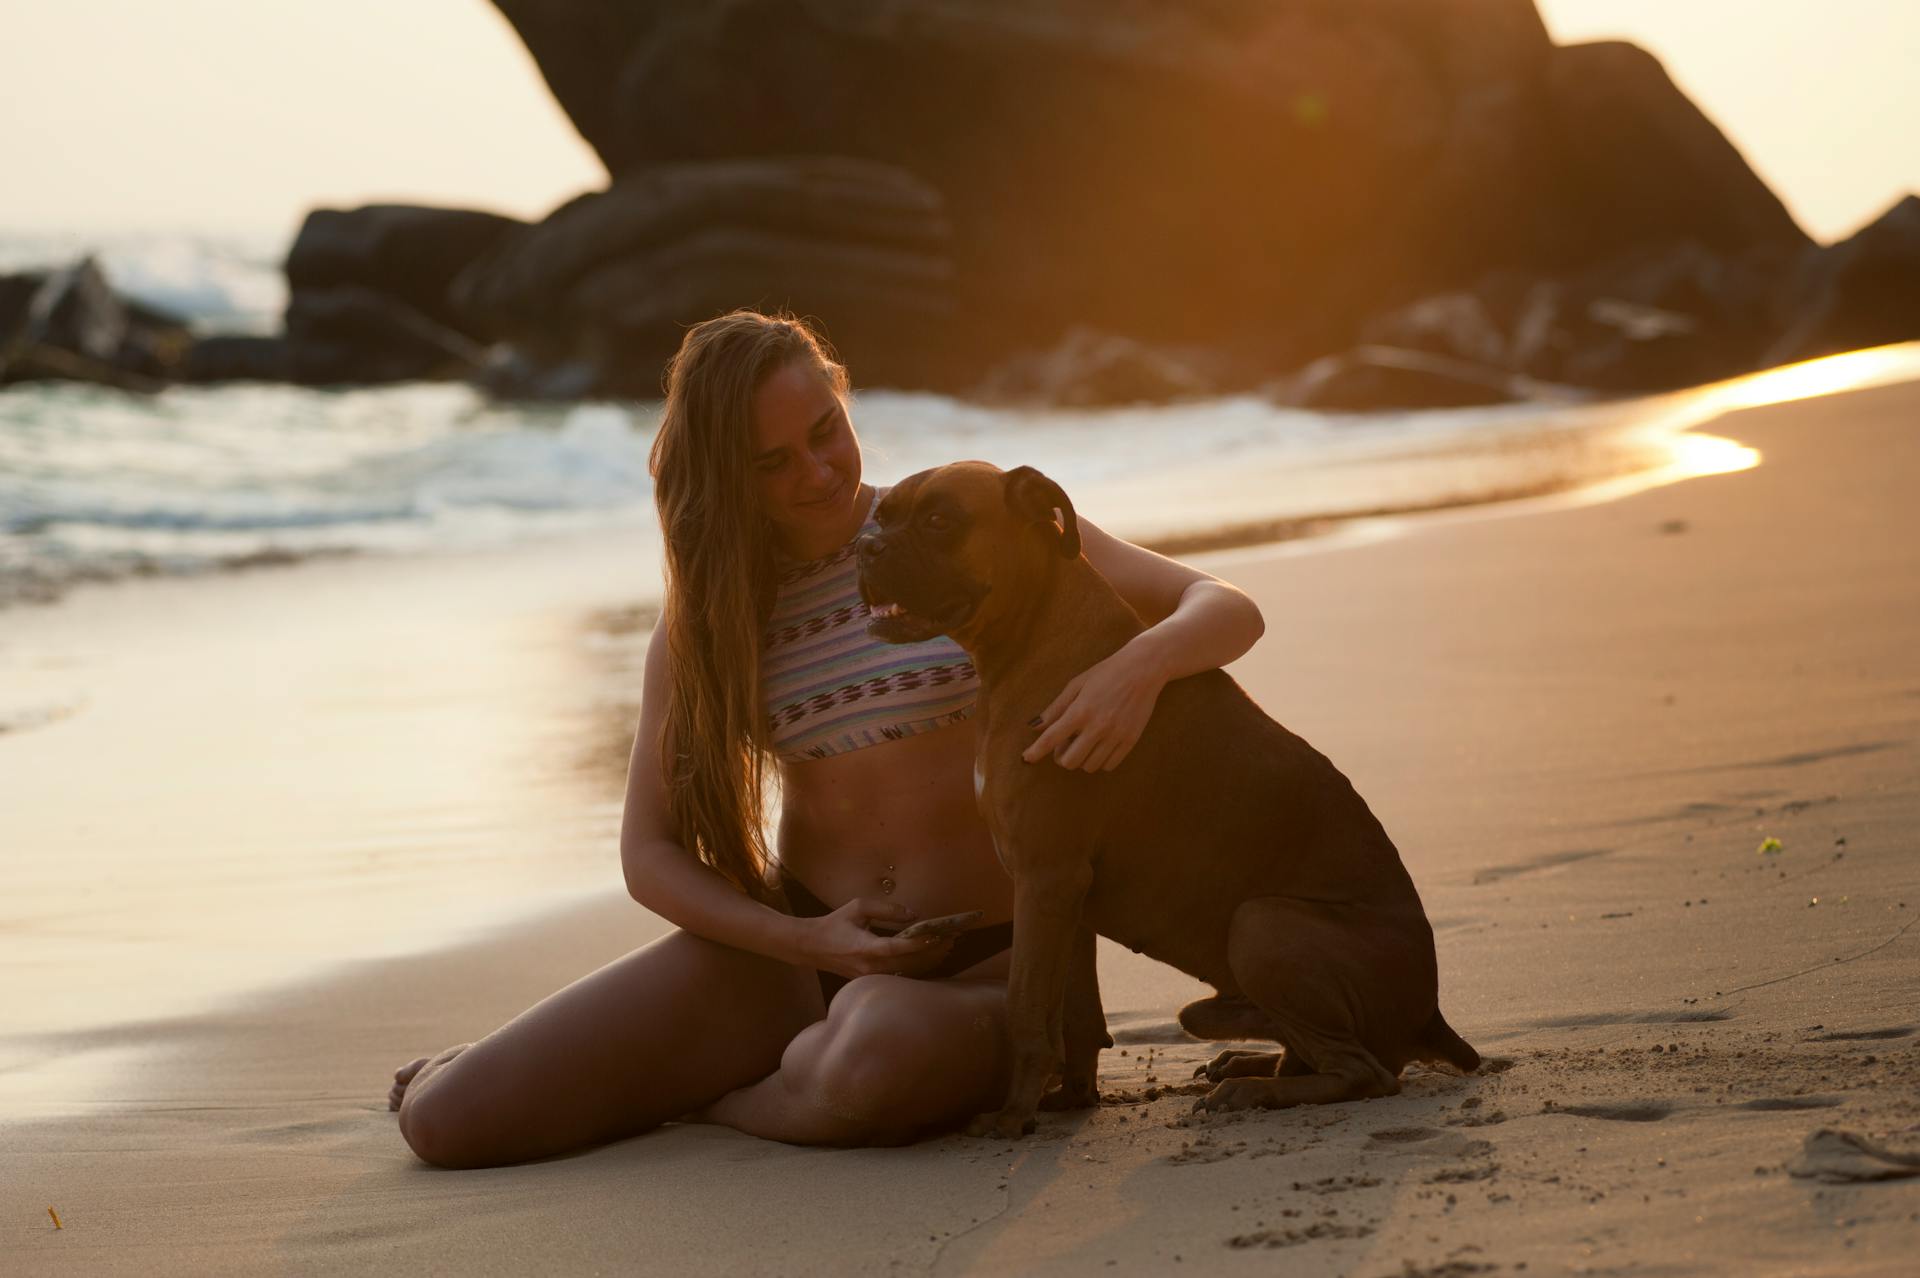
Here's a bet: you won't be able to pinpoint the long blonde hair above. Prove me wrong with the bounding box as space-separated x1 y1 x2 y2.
648 310 850 904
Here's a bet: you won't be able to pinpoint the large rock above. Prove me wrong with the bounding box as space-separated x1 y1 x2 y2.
449 156 955 396
490 0 1561 376
1356 241 1784 394
280 286 486 386
1537 42 1806 266
0 258 192 390
270 205 519 385
286 205 525 340
1279 345 1553 411
973 328 1216 407
1769 195 1920 365
479 0 1810 394
178 335 294 384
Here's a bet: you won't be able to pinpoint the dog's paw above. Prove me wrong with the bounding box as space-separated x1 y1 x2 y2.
1038 1081 1098 1113
1194 1078 1273 1114
1194 1048 1283 1084
966 1108 1038 1140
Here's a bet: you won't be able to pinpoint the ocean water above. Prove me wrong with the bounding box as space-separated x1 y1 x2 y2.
0 230 1847 613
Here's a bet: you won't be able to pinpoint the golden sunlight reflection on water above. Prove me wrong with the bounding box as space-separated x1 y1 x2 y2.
1558 343 1920 509
1097 344 1920 552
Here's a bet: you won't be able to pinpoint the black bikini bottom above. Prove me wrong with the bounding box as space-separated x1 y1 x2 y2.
781 876 1014 1005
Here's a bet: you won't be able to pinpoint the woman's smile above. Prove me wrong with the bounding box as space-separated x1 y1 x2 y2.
752 358 866 558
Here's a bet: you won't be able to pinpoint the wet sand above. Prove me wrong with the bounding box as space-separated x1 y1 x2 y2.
6 377 1920 1274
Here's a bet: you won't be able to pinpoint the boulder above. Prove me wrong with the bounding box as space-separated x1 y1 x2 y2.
178 335 294 384
973 329 1215 407
1537 42 1808 266
1357 242 1783 394
282 287 486 385
0 258 192 390
449 157 955 396
477 0 1811 396
1768 195 1920 364
1278 345 1551 411
285 204 527 340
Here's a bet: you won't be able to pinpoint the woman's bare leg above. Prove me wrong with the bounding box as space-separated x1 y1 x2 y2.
697 973 1011 1146
395 928 823 1168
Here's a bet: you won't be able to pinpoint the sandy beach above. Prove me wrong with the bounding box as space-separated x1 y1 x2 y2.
6 373 1920 1275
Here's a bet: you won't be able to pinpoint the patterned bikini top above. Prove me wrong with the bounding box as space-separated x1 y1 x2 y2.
763 486 979 762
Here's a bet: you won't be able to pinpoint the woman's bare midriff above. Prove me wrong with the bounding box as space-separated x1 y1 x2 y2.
775 718 1013 941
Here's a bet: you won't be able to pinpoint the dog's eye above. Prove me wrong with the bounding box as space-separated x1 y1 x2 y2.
922 511 951 532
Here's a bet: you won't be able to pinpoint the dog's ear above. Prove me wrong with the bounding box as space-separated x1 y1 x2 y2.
1003 466 1080 558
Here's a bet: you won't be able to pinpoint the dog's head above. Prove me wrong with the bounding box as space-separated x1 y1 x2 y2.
857 462 1080 649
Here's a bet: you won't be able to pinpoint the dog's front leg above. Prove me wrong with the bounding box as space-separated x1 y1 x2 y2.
1040 922 1109 1111
967 861 1091 1140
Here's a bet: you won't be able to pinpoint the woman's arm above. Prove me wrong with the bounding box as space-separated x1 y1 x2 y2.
620 612 940 976
1023 518 1265 772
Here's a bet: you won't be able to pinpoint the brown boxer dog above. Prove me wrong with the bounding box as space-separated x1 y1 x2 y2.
857 461 1478 1140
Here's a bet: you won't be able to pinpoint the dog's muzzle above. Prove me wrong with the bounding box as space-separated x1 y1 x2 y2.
857 531 981 644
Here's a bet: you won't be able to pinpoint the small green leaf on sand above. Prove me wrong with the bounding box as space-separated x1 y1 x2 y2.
1758 837 1783 855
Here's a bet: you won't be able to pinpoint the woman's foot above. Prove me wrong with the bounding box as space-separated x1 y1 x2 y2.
389 1046 467 1111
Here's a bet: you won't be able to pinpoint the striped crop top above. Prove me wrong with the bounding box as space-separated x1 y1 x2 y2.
763 486 979 762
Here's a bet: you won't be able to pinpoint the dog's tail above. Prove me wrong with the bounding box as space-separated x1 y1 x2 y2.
1418 1008 1482 1074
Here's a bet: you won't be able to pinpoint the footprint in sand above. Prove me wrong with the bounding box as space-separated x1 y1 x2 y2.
1525 1008 1731 1030
1549 1101 1674 1123
1367 1128 1495 1161
243 1117 366 1143
1808 1026 1914 1042
1471 848 1609 885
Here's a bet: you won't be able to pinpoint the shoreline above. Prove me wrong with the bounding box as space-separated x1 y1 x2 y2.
8 344 1917 621
7 371 1920 1274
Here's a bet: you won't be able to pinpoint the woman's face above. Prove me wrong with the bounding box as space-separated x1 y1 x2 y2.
750 358 864 553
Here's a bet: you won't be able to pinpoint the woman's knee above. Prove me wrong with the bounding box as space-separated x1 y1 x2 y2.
397 1055 525 1170
398 1082 484 1169
781 976 994 1139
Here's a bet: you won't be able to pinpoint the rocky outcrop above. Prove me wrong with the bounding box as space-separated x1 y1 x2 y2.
467 0 1818 396
1768 196 1920 365
285 205 524 340
1537 42 1805 265
973 329 1216 407
0 258 192 391
15 3 1913 406
1354 241 1785 396
1278 346 1559 411
448 157 955 396
195 205 525 387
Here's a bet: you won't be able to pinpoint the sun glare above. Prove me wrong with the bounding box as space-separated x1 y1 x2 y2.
1698 344 1920 413
1644 343 1920 486
1535 343 1920 513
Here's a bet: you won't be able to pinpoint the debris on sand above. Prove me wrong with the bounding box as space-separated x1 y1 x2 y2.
1226 1220 1375 1249
1788 1129 1920 1183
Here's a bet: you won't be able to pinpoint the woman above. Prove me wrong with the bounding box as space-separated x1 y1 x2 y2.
390 311 1264 1165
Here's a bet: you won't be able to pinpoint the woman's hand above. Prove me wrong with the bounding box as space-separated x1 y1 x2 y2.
1022 639 1169 773
799 897 957 979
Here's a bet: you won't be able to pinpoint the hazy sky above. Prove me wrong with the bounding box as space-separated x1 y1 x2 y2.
2 1 1914 244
